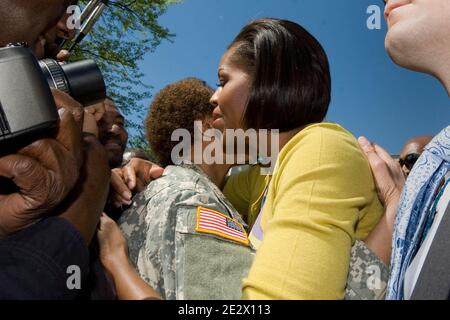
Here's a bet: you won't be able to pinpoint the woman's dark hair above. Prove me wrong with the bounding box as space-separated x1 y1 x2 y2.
145 78 214 167
228 18 331 132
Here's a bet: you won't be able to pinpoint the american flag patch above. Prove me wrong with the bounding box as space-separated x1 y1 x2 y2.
196 207 249 246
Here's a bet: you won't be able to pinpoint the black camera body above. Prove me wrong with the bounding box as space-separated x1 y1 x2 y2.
0 45 59 144
0 44 106 145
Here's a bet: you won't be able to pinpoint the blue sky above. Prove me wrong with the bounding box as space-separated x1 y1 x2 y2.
133 0 449 154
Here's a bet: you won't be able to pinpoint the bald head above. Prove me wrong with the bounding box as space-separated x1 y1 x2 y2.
400 136 433 157
399 135 433 176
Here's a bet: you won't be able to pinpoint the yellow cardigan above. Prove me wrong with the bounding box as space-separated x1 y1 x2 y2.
223 123 383 299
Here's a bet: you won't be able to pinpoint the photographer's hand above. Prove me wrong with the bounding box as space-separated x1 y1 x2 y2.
82 110 99 137
0 89 84 238
86 100 106 122
82 99 107 137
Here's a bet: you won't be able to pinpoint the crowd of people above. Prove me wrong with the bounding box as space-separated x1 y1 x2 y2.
0 0 448 300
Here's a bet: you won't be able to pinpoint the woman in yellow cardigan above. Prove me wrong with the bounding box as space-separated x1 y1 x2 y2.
97 18 387 300
210 18 383 299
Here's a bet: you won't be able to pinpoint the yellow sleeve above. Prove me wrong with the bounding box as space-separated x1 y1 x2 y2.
242 125 373 299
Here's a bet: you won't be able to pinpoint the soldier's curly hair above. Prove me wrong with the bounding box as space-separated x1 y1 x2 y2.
145 78 214 167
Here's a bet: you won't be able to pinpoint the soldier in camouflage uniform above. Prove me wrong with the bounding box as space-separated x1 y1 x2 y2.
118 162 255 300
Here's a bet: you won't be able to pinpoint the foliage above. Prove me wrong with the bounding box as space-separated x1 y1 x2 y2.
69 0 177 148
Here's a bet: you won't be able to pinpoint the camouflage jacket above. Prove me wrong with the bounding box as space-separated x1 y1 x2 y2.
118 164 255 300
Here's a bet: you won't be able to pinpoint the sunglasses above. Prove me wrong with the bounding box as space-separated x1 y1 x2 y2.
399 153 421 170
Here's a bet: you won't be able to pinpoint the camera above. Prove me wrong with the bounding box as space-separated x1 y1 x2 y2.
0 43 106 145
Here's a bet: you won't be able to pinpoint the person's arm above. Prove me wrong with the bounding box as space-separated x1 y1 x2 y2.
363 204 398 264
97 213 161 300
358 137 404 264
58 133 110 244
107 253 161 300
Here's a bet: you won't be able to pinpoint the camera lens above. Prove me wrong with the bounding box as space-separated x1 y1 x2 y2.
39 59 106 106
